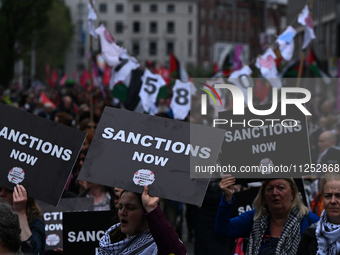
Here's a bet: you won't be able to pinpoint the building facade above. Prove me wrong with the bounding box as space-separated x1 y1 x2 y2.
64 0 198 77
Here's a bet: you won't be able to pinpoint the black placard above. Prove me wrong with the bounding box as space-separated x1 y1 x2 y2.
63 211 116 255
0 104 86 205
78 107 226 206
38 197 94 250
218 103 311 179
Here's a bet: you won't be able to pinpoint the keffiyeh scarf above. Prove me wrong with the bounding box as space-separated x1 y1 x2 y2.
246 206 302 255
316 210 340 255
96 223 156 255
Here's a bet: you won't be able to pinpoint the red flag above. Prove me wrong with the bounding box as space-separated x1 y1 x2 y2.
45 64 50 84
158 65 170 85
39 92 56 109
103 64 111 85
213 63 219 74
59 74 68 86
80 69 91 88
49 70 58 88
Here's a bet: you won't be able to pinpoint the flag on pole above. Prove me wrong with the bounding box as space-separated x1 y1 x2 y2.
50 70 58 88
88 2 98 39
276 26 296 61
298 5 316 49
95 24 121 67
233 45 243 71
169 53 189 82
59 74 68 86
255 48 282 88
39 92 56 109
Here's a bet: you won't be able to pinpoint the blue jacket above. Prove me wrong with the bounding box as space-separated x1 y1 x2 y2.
214 195 319 239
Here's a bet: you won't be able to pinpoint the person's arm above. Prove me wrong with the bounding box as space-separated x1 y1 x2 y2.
13 185 45 254
21 217 45 254
13 185 32 241
214 195 254 238
142 185 187 255
214 175 254 238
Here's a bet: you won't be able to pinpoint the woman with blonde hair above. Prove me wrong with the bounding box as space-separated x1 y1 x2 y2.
0 185 45 254
297 172 340 255
215 175 319 255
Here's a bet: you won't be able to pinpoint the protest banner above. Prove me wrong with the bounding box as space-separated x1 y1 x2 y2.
0 103 86 205
217 103 311 179
78 107 226 206
38 197 94 250
63 211 116 255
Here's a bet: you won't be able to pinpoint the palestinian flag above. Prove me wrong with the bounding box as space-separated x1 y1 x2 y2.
307 48 331 83
169 53 180 80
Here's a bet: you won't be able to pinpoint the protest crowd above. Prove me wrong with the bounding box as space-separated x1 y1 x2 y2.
1 2 340 255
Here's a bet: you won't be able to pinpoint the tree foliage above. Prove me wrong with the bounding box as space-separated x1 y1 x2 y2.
0 0 73 88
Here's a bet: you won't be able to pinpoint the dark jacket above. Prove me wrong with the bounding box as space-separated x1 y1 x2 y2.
21 217 45 255
297 223 318 255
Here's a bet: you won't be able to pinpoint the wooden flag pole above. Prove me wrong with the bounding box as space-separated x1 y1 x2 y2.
296 52 305 88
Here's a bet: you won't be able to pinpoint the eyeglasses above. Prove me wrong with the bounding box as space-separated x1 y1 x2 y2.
86 125 97 129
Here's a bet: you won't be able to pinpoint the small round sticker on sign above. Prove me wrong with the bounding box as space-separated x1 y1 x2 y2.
133 169 155 186
46 234 60 246
259 158 274 175
7 167 25 184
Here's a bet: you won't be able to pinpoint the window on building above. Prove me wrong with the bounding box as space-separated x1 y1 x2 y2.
132 42 140 56
78 3 85 15
167 42 174 55
167 4 175 13
150 4 157 13
200 24 205 37
167 22 175 33
133 4 140 12
116 4 124 13
188 5 192 13
150 22 157 33
188 21 192 34
78 45 85 57
133 22 140 33
200 45 205 58
200 8 205 18
188 40 192 57
209 9 214 19
99 3 107 13
116 21 123 33
149 42 157 55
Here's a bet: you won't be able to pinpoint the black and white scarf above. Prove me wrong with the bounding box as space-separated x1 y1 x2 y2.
96 223 157 255
246 207 302 255
316 210 340 255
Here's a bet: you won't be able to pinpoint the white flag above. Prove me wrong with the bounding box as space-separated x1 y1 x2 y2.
228 65 253 105
255 48 282 88
88 3 97 39
95 24 121 67
276 26 296 61
139 69 166 113
170 80 191 120
298 5 315 49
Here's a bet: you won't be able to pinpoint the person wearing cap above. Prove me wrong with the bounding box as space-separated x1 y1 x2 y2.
214 175 319 255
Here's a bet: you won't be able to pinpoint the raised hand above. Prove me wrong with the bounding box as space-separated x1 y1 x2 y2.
13 184 28 215
141 185 159 214
219 174 236 202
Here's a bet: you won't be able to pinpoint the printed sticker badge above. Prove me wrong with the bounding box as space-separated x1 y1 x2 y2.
260 158 274 175
46 234 60 246
133 169 155 186
8 167 25 184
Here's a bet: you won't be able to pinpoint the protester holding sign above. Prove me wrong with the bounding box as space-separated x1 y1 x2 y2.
96 185 186 255
297 173 340 255
214 175 319 255
0 185 45 255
